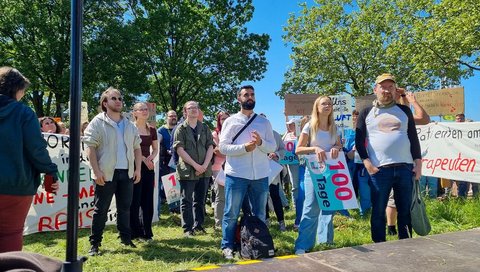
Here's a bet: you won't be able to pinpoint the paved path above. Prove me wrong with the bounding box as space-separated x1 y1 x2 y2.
193 228 480 272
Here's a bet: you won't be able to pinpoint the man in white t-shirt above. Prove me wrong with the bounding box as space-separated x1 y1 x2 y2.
219 85 276 259
355 73 422 243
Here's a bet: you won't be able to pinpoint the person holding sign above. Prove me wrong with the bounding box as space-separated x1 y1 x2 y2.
84 87 143 255
0 67 59 253
173 101 214 237
219 85 276 259
294 96 343 254
130 102 158 241
355 73 422 243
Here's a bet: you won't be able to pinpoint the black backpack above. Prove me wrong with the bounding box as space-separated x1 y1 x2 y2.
239 215 275 259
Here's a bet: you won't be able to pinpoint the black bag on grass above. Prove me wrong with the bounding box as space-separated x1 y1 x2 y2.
239 215 275 259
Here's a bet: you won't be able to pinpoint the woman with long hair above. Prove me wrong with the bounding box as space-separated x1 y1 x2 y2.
39 116 62 134
130 102 158 241
212 111 230 229
0 67 58 252
294 96 342 254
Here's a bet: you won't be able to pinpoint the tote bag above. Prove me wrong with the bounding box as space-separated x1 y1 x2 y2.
410 180 431 236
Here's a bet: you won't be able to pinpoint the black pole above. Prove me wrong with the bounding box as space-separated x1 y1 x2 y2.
62 0 86 271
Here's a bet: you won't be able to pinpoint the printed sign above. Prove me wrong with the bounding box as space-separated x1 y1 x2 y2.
304 153 358 211
24 133 159 235
161 173 181 204
279 140 299 165
417 122 480 183
415 87 464 116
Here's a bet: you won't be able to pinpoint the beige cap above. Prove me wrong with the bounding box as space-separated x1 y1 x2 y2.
375 73 396 84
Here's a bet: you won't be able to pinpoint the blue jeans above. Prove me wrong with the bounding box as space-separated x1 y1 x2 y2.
295 165 306 226
419 176 438 198
355 164 372 215
221 175 269 250
295 169 335 251
369 164 414 243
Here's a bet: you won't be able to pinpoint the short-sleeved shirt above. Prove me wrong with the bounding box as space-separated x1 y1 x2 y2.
302 122 338 151
140 126 158 157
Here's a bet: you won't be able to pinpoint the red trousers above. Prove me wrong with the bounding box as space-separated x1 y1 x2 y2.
0 194 33 253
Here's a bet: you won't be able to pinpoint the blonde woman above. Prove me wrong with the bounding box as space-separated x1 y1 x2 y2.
130 102 158 241
294 96 342 254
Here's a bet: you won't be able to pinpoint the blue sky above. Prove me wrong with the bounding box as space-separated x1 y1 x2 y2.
241 0 479 134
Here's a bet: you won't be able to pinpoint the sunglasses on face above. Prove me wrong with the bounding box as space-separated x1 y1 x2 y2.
110 96 123 102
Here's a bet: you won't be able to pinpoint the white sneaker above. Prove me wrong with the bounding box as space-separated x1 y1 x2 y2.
295 249 306 255
278 221 287 232
222 248 234 260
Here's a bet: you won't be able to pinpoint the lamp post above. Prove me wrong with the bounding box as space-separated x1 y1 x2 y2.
62 0 86 271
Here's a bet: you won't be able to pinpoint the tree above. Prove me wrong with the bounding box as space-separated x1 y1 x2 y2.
279 0 480 98
0 0 128 117
125 0 270 118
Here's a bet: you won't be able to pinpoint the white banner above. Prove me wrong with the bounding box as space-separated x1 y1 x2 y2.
24 133 159 235
418 122 480 183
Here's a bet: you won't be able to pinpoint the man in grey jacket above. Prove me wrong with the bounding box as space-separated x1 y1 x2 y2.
84 87 142 256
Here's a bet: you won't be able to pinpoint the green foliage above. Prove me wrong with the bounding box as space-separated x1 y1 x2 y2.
124 0 269 118
279 0 480 98
23 197 480 271
0 0 269 119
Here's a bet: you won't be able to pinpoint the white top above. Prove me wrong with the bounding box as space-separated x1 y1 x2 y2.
364 106 413 167
302 122 338 150
113 118 128 169
219 112 277 180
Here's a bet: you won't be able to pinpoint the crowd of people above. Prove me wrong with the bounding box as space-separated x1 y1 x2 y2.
1 67 477 262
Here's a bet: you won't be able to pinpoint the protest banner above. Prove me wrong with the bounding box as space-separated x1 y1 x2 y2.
417 122 480 183
161 173 181 204
415 87 464 116
304 153 358 211
24 133 159 235
279 140 299 165
285 94 354 129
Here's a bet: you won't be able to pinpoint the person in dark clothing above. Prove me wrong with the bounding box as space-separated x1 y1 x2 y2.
0 67 58 253
130 102 158 241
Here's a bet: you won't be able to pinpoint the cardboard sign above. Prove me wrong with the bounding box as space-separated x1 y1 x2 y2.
415 87 464 116
304 152 358 211
285 94 354 129
355 94 376 112
146 102 157 127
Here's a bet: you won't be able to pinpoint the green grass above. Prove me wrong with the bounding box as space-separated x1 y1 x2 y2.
23 197 480 271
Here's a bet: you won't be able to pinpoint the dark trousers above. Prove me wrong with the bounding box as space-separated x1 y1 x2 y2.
179 178 208 232
266 183 284 222
0 194 33 253
130 164 155 239
89 169 133 245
